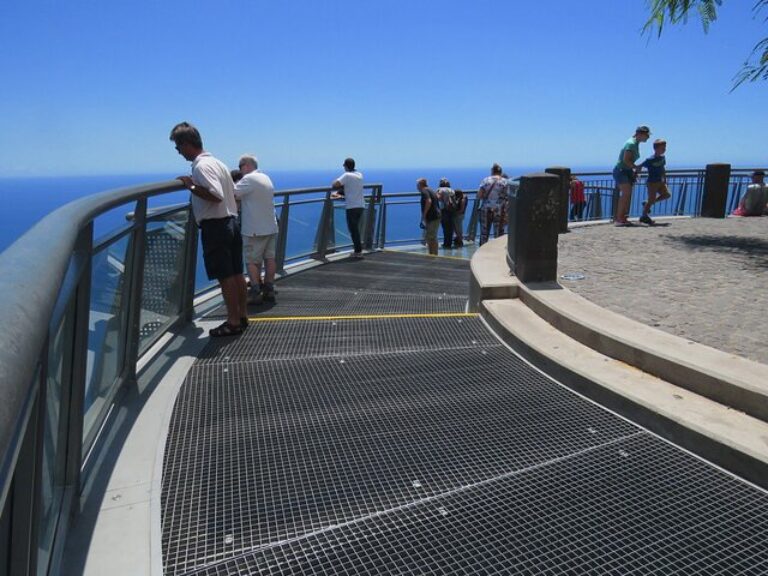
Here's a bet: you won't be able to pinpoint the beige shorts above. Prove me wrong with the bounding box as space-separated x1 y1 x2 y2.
243 233 277 264
425 219 440 242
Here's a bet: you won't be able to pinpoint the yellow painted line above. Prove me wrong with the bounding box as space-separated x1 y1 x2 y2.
247 312 478 322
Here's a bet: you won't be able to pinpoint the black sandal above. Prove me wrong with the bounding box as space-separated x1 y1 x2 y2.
240 317 249 330
209 322 243 337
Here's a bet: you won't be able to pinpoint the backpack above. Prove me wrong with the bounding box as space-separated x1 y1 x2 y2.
442 188 458 212
426 189 441 220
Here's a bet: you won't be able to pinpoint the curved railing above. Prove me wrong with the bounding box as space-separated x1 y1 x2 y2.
571 168 760 221
2 165 757 574
0 180 389 575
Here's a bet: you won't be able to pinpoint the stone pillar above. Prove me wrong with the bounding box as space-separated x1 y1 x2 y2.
545 166 571 233
701 163 731 218
507 173 560 283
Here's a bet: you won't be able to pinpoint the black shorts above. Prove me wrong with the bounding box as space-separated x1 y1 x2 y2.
199 216 243 281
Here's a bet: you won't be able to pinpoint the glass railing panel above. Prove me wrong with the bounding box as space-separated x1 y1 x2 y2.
382 200 424 245
83 234 131 448
284 199 325 261
331 205 352 251
140 209 190 353
38 301 74 574
92 203 137 246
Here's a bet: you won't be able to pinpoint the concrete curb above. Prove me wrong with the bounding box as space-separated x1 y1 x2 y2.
471 235 768 485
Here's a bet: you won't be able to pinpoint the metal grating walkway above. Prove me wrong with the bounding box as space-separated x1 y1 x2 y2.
162 252 768 575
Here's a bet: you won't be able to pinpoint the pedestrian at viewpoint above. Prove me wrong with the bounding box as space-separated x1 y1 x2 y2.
733 170 768 216
234 154 278 305
452 189 468 247
477 163 507 245
331 158 365 259
613 125 651 226
569 175 586 220
637 138 672 225
417 178 441 255
436 178 457 249
170 122 247 336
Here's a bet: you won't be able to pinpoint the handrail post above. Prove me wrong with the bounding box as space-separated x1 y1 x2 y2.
314 190 333 261
65 223 92 504
467 197 480 243
180 207 198 323
275 194 290 275
122 198 147 385
363 185 380 251
376 196 387 250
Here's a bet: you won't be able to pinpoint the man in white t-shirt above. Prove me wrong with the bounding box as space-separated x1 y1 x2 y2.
234 154 278 304
331 157 365 259
170 122 247 337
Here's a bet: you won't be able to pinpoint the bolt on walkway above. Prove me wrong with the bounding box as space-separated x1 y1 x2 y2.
162 251 768 575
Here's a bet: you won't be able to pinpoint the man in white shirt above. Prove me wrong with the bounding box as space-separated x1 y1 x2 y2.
234 154 278 304
170 122 247 337
331 157 365 259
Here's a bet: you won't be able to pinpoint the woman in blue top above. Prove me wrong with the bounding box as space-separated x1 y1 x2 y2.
613 126 651 226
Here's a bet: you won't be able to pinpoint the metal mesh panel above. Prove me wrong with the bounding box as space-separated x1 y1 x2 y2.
194 434 768 575
207 252 470 319
163 252 768 575
196 316 491 364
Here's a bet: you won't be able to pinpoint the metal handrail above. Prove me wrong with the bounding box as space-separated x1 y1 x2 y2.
0 180 183 509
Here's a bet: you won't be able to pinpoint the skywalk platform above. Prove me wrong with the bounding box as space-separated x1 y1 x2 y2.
70 249 768 575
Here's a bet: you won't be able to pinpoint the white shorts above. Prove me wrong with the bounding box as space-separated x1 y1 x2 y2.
243 233 277 264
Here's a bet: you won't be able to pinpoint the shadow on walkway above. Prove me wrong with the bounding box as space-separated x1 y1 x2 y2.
666 234 768 268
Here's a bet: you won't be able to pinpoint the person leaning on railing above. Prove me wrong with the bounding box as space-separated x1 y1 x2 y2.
331 157 365 259
170 121 248 337
613 125 651 227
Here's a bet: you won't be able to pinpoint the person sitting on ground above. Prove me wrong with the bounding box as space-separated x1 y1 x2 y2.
436 178 457 249
637 138 672 225
733 170 768 216
569 175 586 220
234 154 278 305
417 178 441 255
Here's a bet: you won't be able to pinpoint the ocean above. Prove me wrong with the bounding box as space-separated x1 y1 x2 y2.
0 166 554 254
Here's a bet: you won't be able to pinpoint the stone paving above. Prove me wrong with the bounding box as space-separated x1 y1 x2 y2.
557 217 768 366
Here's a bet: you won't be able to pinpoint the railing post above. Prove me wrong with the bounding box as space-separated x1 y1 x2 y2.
180 207 198 322
375 196 387 250
314 191 334 261
544 166 571 233
506 173 560 283
275 194 290 275
728 181 742 214
9 389 41 576
467 197 480 242
363 185 380 251
65 223 92 497
675 182 688 216
123 198 147 385
701 163 731 218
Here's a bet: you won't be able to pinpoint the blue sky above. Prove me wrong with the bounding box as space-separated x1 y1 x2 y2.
0 0 765 176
